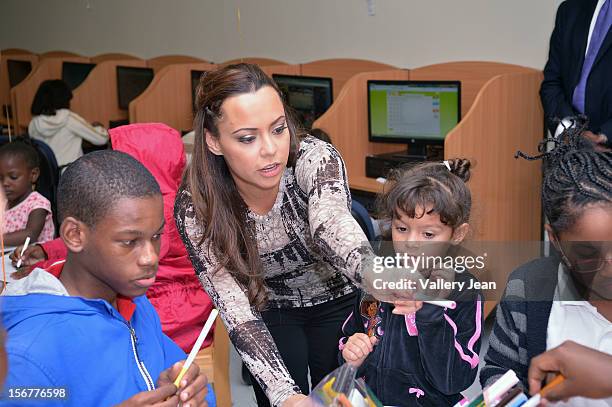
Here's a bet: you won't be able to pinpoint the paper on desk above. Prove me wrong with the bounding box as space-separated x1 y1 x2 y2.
1 251 18 284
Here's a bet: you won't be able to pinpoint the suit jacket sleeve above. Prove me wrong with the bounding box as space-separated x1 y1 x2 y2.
540 1 577 134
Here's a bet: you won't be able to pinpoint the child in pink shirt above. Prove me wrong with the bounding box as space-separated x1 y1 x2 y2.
1 141 55 245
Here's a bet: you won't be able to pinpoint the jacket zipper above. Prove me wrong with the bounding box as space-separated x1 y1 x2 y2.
126 321 156 391
376 308 387 394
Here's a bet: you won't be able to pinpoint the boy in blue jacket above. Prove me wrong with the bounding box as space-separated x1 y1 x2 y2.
1 150 210 406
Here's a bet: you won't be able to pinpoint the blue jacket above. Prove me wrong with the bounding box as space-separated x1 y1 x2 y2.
0 267 186 406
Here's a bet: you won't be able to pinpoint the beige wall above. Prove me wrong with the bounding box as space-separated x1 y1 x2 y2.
1 0 562 69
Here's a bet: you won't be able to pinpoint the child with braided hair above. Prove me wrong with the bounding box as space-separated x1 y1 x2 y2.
481 119 612 407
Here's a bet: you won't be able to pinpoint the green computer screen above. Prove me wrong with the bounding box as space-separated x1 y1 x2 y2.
368 81 460 141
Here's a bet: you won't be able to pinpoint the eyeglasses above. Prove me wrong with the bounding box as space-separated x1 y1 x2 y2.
557 241 612 273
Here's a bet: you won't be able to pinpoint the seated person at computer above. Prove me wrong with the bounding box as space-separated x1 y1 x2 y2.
1 151 210 406
28 79 108 168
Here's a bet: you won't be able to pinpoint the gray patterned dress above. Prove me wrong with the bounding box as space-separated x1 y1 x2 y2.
175 137 369 406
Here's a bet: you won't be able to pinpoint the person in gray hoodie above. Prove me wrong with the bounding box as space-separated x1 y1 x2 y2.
28 80 108 168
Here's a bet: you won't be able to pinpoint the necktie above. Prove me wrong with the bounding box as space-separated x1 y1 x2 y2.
572 0 612 113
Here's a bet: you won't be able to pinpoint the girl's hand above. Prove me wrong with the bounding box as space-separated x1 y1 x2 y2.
10 243 47 267
342 333 378 367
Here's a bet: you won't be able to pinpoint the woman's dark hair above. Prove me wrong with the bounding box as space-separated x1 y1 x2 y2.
31 79 73 116
516 117 612 233
310 128 332 144
184 63 301 309
377 159 472 233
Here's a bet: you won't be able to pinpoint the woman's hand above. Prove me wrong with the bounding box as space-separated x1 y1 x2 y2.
282 394 309 407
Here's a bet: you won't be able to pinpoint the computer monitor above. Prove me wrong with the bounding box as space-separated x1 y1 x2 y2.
62 62 96 90
116 66 155 110
191 70 207 111
272 74 333 129
368 80 461 157
7 60 33 88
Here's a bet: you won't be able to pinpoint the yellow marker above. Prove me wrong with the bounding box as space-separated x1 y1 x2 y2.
173 309 219 387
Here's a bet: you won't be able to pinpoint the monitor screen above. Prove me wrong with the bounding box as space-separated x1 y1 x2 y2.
272 74 333 129
7 60 33 88
62 62 96 90
368 80 461 143
116 66 155 110
191 70 207 111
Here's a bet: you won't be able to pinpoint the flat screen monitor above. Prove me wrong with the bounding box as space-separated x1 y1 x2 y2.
116 66 154 110
191 70 207 111
7 60 33 88
62 62 96 90
272 74 333 129
368 80 461 154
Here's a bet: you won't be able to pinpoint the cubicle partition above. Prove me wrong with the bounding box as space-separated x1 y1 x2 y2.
10 56 90 131
1 51 39 126
39 51 82 59
221 57 288 66
71 59 147 126
261 64 301 77
129 62 218 131
127 59 399 134
147 55 208 73
409 61 535 118
91 53 140 63
300 59 396 100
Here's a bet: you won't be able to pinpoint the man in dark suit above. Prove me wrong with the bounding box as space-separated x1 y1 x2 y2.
540 0 612 150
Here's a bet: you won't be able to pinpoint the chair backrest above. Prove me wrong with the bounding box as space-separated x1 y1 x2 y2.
30 138 60 231
351 198 376 241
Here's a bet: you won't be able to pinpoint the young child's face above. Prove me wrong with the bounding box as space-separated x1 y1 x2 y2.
82 196 164 299
0 155 38 207
550 204 612 299
392 206 455 257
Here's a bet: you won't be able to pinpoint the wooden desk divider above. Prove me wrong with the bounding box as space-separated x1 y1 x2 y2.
261 64 301 77
10 56 90 132
91 53 140 63
127 58 398 132
221 57 288 67
147 55 208 73
1 48 35 55
300 58 397 100
129 62 218 131
39 50 83 59
71 59 147 126
1 51 39 127
313 69 410 190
